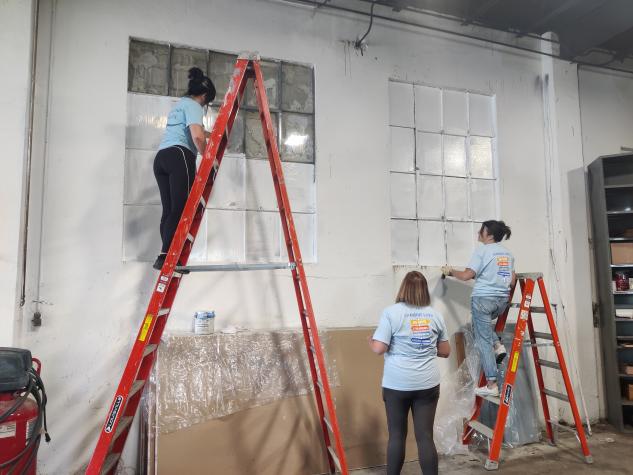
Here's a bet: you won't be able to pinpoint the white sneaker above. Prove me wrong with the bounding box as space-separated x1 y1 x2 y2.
494 343 507 364
475 385 500 398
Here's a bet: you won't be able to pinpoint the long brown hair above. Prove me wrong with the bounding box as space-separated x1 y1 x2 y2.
396 271 431 307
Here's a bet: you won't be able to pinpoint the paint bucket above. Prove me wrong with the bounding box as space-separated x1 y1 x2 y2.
193 311 215 335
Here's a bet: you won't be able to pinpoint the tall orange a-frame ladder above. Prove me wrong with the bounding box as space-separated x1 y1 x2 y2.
86 53 348 475
463 273 592 470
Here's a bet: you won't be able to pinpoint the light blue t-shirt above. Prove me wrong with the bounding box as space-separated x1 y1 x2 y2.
158 97 204 154
373 303 448 391
467 243 515 297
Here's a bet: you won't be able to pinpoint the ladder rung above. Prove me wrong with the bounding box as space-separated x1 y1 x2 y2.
480 394 500 405
524 342 554 348
533 332 553 340
467 420 494 439
316 380 324 392
129 380 145 398
100 453 121 475
323 416 334 434
543 388 569 402
509 303 547 313
199 196 206 208
143 344 158 357
114 416 133 441
157 308 170 316
327 446 342 472
175 262 296 273
538 359 561 370
516 272 543 280
187 233 194 242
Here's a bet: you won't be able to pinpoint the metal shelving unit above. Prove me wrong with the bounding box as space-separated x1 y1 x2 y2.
589 153 633 431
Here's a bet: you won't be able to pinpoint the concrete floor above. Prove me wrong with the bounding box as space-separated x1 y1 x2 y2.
352 424 633 474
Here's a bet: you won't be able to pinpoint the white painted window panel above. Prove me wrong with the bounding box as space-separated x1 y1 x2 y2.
416 132 442 175
245 158 278 211
418 220 446 266
391 219 418 265
206 209 245 262
245 211 281 261
446 221 475 266
122 205 206 262
280 213 316 263
208 154 245 210
282 162 316 213
390 173 416 219
414 85 442 132
389 82 414 128
123 205 163 262
444 177 469 220
443 135 467 177
469 136 494 179
390 127 415 173
124 149 159 205
442 90 468 135
471 179 496 221
469 93 495 137
126 94 177 150
417 175 443 219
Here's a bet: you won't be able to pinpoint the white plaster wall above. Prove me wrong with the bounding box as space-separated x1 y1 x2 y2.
0 0 33 346
17 0 604 472
579 67 633 162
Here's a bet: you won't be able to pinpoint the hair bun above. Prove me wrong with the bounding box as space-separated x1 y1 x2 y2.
188 67 204 81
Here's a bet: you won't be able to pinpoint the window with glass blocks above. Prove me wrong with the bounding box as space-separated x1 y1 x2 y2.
389 80 497 266
123 39 316 263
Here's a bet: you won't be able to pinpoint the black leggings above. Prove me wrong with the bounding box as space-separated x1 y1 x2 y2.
153 146 196 253
383 385 439 475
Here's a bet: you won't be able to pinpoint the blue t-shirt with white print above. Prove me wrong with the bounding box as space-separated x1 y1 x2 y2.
467 243 514 297
373 302 448 391
159 97 204 154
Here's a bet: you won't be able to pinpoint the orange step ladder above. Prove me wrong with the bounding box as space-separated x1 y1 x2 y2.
463 273 593 470
86 53 348 475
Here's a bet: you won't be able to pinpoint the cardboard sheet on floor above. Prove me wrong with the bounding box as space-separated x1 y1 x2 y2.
144 329 419 474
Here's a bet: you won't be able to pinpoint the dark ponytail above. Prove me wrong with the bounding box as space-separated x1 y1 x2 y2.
186 67 216 105
480 220 511 242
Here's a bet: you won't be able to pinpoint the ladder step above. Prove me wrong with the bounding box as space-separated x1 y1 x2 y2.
114 416 134 441
480 394 500 405
538 359 561 370
327 446 342 472
510 303 547 313
516 272 543 280
175 262 296 273
100 453 121 475
316 380 324 392
187 233 194 242
543 388 570 402
157 308 170 316
129 380 145 398
199 196 206 208
467 420 494 439
533 332 554 340
143 344 158 357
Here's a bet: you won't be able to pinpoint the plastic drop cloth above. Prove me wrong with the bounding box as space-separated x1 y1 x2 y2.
433 323 540 455
152 330 338 434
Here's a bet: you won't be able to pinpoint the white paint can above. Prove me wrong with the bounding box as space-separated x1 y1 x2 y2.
193 311 215 335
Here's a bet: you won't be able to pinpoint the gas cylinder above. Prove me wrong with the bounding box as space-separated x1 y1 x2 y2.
0 392 39 475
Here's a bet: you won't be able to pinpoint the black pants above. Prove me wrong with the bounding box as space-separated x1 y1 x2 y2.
383 385 440 475
153 146 196 253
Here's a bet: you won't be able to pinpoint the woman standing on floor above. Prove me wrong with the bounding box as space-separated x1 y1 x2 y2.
442 220 515 398
152 67 216 270
369 271 450 475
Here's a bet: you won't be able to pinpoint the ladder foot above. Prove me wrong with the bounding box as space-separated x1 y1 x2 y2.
585 455 594 464
484 459 499 471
